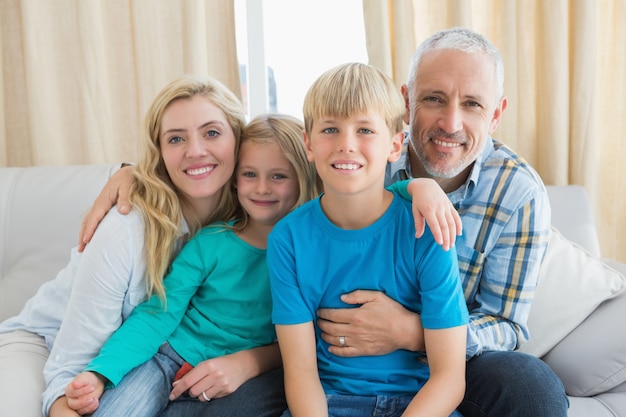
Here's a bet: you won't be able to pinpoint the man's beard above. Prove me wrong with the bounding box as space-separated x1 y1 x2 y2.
409 128 473 179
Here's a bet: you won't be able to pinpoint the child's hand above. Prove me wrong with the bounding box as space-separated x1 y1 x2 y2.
169 354 249 401
407 178 462 251
65 372 105 415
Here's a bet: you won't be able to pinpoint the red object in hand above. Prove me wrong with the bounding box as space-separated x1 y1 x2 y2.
175 362 193 381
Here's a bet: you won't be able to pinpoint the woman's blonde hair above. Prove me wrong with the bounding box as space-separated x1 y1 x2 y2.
303 62 405 137
233 113 319 231
132 74 245 299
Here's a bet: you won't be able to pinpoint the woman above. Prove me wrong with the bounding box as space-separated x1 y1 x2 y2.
0 75 285 417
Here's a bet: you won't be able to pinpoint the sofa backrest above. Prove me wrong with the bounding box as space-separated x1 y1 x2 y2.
545 185 601 257
0 164 118 321
0 165 601 323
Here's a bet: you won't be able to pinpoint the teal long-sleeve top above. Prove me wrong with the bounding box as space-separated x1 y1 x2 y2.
86 222 276 387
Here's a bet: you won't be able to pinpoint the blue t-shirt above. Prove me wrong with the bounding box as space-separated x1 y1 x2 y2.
268 194 468 396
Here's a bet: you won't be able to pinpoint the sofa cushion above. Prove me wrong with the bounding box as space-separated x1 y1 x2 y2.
542 265 626 396
566 393 626 417
518 227 626 358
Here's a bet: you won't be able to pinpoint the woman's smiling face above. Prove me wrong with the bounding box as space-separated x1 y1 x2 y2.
159 95 237 216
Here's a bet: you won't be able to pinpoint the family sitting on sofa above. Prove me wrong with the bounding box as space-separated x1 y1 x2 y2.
1 27 619 417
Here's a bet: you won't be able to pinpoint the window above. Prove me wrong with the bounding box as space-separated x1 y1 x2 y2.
235 0 368 120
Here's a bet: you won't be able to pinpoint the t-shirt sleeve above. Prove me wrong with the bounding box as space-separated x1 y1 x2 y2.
386 179 412 201
415 240 468 330
267 224 314 325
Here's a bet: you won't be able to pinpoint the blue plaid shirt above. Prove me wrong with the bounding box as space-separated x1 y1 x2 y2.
386 135 551 357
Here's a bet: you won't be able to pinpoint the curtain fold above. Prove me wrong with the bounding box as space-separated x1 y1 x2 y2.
0 0 240 167
362 0 626 262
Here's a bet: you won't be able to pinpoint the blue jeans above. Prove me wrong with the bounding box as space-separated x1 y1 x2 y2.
281 393 463 417
91 343 183 417
459 351 569 417
91 343 286 417
160 368 286 417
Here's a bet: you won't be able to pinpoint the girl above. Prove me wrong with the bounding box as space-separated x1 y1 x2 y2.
64 114 318 417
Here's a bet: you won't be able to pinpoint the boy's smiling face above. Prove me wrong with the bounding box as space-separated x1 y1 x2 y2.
304 110 402 196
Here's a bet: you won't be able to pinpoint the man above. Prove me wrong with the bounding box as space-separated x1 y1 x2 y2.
315 27 569 416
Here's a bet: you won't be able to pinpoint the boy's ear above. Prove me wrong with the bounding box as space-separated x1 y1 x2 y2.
302 130 315 162
388 130 404 163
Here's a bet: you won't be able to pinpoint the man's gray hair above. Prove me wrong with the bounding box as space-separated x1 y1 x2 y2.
406 27 505 101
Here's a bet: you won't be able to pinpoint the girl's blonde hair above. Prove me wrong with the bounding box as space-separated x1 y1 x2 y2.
233 113 319 231
303 62 405 137
132 74 245 299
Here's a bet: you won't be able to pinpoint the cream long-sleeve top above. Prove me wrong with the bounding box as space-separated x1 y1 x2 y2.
0 209 186 416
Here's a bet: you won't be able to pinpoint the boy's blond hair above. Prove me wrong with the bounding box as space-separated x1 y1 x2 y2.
302 62 405 136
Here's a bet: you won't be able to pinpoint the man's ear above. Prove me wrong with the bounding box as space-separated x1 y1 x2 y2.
489 96 508 134
388 130 404 163
401 84 411 125
302 130 315 162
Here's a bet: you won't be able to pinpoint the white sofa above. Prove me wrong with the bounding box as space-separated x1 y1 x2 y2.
1 163 625 416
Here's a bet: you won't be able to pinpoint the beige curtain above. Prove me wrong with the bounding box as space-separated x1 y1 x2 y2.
0 0 240 167
363 0 626 263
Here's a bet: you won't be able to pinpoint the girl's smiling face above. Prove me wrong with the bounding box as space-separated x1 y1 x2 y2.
235 140 300 227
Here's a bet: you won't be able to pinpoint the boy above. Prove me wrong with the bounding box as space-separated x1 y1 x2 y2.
267 62 468 417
